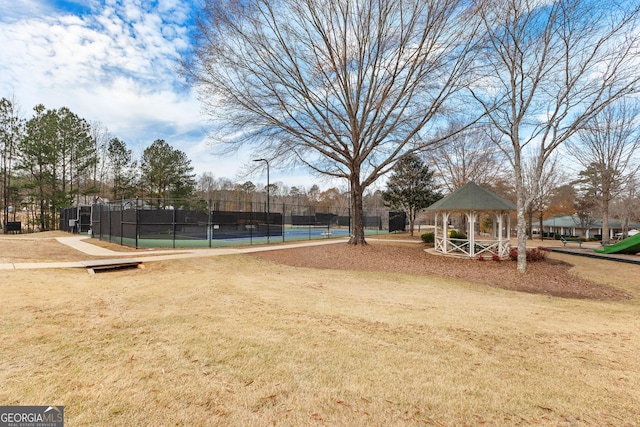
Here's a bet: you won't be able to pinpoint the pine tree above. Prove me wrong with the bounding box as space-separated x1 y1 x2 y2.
382 154 442 236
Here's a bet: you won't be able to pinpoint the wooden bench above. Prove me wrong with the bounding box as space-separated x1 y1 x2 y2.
81 258 144 274
560 237 583 248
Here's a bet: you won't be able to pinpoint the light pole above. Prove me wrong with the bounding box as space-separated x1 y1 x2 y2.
253 158 270 243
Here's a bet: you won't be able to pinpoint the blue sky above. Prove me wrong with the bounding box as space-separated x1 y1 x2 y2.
0 0 323 189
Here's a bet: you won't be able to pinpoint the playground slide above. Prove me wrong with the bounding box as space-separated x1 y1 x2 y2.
593 233 640 255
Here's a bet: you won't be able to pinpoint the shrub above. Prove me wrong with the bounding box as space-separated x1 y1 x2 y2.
449 230 467 239
421 232 434 244
491 253 502 262
508 246 550 262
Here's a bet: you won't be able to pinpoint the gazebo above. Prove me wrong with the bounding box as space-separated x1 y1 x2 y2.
425 182 517 259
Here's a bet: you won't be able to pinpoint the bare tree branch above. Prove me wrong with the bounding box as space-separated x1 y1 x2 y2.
470 0 640 271
186 0 482 244
566 98 640 242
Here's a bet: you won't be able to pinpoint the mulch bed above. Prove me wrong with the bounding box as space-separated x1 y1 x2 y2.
251 242 631 301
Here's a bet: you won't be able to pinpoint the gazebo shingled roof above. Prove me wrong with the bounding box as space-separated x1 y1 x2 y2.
426 181 516 212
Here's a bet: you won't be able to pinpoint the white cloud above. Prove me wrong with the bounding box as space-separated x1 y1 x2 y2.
0 0 324 188
0 2 199 143
0 0 52 21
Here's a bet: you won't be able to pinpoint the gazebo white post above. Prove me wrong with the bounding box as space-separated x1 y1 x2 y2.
443 212 450 253
492 214 497 239
468 211 476 257
434 212 439 251
497 212 504 257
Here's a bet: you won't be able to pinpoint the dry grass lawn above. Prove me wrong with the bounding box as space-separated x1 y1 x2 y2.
0 233 639 426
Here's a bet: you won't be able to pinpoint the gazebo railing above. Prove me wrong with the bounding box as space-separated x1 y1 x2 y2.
474 240 502 257
447 238 470 254
435 236 511 258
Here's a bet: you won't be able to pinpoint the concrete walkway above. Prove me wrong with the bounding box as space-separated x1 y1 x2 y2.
0 236 349 270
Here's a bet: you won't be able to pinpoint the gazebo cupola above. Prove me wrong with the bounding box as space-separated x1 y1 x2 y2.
425 182 517 259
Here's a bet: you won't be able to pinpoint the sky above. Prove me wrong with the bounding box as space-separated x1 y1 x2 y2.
0 0 328 190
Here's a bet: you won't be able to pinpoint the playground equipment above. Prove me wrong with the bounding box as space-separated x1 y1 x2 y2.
593 233 640 255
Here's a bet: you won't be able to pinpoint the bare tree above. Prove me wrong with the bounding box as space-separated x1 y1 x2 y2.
196 172 218 202
611 178 640 235
89 121 112 202
523 154 565 241
566 99 640 243
186 0 481 244
430 123 507 193
470 0 640 272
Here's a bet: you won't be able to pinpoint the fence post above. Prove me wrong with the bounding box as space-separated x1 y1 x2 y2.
208 199 212 248
120 198 124 246
212 210 216 243
249 211 253 245
135 197 139 249
98 204 102 240
173 204 177 249
108 203 112 242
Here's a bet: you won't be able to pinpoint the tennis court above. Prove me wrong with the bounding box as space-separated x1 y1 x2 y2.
98 227 388 248
86 199 396 249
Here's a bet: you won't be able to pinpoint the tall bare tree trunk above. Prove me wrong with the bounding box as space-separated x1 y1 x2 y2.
514 163 528 273
349 175 366 245
601 203 610 243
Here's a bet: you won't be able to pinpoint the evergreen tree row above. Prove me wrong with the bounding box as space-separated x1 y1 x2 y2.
0 99 196 231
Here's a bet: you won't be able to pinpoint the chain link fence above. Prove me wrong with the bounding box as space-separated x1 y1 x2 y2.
87 198 394 248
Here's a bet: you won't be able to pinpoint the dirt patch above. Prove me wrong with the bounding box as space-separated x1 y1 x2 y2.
0 232 83 262
251 242 632 301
